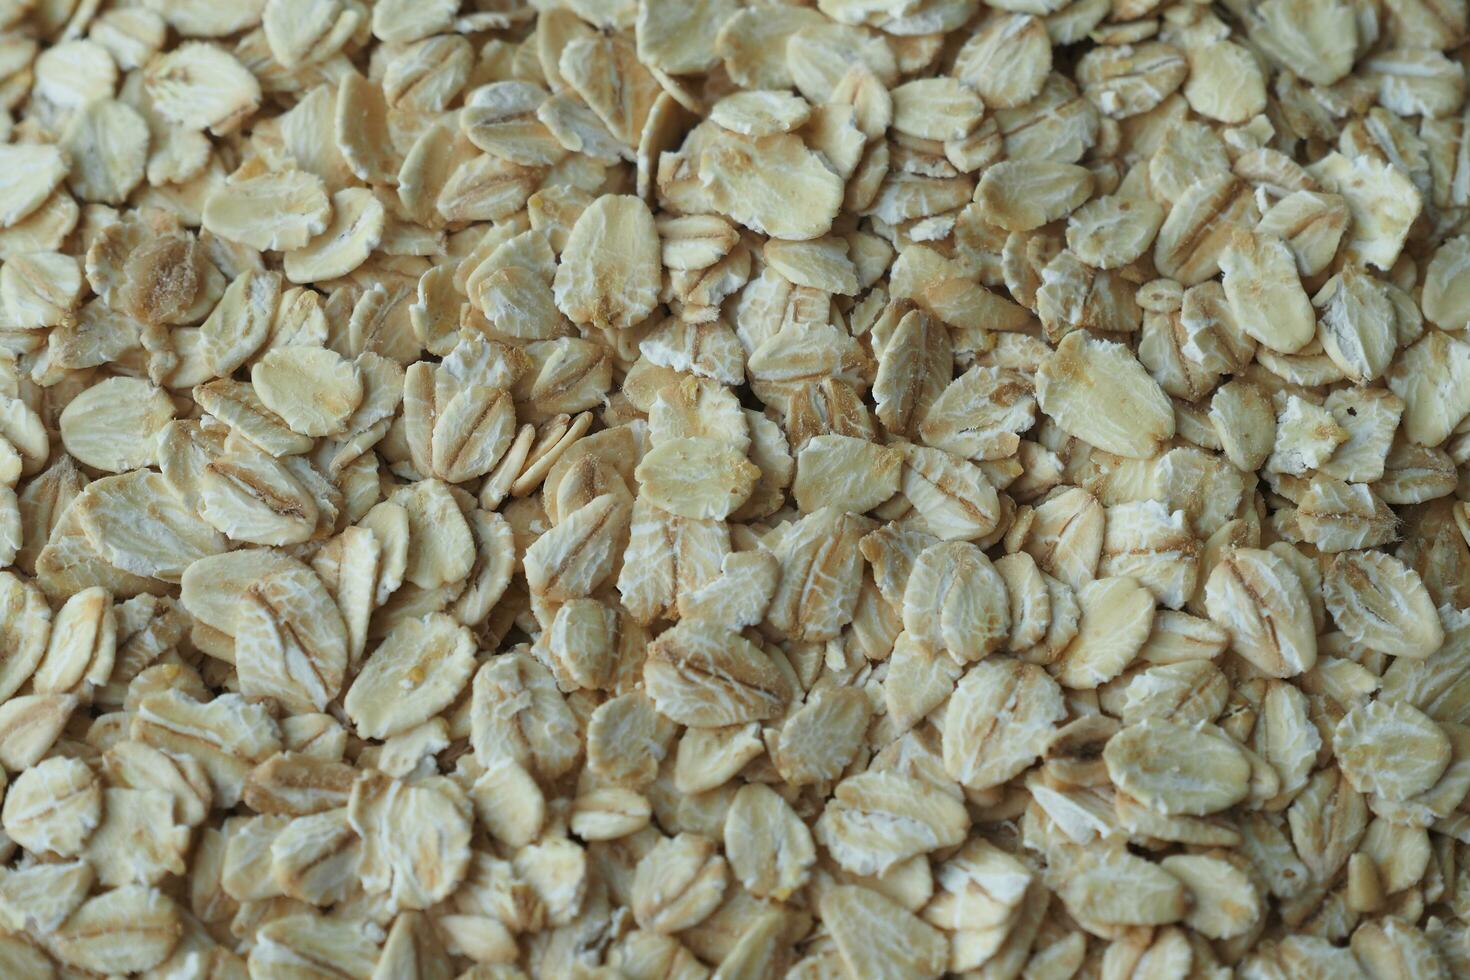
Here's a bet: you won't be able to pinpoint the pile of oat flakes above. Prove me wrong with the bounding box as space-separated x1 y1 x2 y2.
0 0 1469 976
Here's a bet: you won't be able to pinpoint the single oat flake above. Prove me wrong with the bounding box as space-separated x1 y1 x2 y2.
0 0 1464 975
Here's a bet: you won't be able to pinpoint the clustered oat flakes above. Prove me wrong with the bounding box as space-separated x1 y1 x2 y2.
0 0 1468 977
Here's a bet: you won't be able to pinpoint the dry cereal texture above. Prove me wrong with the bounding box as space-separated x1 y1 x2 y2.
0 0 1468 977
